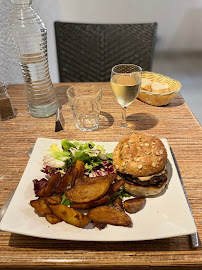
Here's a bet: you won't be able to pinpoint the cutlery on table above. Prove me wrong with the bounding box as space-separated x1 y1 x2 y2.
170 147 199 248
55 107 64 132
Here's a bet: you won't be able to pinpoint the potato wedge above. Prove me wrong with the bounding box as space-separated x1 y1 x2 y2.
30 198 51 215
88 206 132 227
55 165 74 193
74 177 98 186
65 177 111 203
108 178 124 195
72 160 85 186
55 160 85 192
71 194 110 210
113 196 124 210
45 194 62 205
108 172 118 184
36 172 61 198
45 213 62 224
94 222 107 230
75 173 117 186
48 203 91 228
124 197 146 214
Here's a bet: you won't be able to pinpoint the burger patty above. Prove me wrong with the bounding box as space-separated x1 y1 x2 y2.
118 169 167 187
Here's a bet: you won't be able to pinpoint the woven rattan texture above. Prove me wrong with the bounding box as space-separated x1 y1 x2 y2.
142 72 181 92
54 22 157 82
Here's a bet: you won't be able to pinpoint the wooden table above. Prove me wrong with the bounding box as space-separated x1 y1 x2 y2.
0 83 201 269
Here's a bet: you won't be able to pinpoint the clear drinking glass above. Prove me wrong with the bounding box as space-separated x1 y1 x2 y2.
110 64 142 127
67 84 103 131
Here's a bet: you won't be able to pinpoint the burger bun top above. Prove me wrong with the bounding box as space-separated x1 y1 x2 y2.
113 132 167 177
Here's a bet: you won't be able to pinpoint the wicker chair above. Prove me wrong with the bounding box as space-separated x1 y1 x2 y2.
54 22 157 82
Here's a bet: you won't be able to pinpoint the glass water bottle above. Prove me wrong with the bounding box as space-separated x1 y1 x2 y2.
8 0 59 118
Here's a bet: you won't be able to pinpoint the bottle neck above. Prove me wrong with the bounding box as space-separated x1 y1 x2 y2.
10 0 36 20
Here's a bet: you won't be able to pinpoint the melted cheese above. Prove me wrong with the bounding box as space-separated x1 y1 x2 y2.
137 168 166 182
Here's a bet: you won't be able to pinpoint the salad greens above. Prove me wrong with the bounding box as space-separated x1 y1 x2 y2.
61 193 73 207
43 139 114 175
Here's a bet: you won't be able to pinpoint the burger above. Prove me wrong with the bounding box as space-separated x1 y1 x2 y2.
113 132 168 197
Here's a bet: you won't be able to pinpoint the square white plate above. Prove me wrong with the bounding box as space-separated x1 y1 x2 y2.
0 138 197 241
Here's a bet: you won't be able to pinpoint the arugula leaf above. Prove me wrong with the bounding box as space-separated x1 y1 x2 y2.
61 193 73 206
61 139 76 151
74 151 91 163
73 140 95 151
49 150 70 161
50 144 62 152
106 153 113 160
96 145 105 154
118 189 131 199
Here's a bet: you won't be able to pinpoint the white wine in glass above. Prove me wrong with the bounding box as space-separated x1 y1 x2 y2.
110 64 142 127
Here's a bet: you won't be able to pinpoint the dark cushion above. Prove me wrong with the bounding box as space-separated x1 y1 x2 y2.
54 22 157 82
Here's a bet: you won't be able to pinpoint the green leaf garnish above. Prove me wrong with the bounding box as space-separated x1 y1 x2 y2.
61 193 73 206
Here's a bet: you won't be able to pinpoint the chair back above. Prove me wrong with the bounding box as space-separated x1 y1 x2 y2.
54 22 157 82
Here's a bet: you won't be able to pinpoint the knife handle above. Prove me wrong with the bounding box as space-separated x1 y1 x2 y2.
191 233 200 248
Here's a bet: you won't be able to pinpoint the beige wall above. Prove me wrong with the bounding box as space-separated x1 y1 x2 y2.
57 0 202 52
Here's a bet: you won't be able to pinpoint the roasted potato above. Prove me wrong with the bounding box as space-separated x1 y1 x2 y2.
71 194 110 210
108 172 118 184
113 196 124 210
88 205 132 227
55 166 74 193
94 222 107 230
30 198 52 215
65 177 111 203
48 203 91 228
36 172 61 198
124 197 146 214
45 213 62 224
72 160 85 186
75 173 117 186
108 178 124 195
55 160 85 192
45 194 62 205
31 193 63 215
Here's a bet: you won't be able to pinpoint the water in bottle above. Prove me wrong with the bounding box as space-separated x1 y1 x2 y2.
8 0 59 118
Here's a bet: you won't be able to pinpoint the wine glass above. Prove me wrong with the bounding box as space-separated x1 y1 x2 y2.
110 64 142 127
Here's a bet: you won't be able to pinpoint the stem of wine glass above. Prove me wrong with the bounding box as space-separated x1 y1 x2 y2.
121 106 128 127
